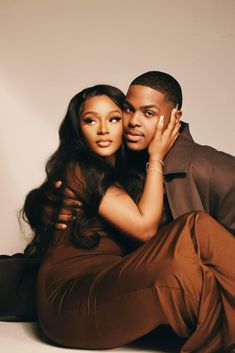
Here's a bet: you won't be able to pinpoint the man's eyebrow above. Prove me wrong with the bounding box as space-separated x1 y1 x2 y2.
123 101 161 112
140 104 161 111
123 101 134 109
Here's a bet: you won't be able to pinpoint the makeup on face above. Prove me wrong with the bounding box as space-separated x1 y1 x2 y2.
79 95 123 161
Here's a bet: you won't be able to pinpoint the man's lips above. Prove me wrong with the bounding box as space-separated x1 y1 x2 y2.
125 129 144 142
96 139 112 147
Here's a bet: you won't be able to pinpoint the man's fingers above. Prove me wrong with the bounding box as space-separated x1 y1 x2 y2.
55 223 68 230
57 214 75 222
63 187 77 198
41 205 54 226
59 207 74 215
63 198 82 208
54 183 77 200
54 180 62 189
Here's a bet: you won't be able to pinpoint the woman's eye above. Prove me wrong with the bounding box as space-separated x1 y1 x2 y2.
110 117 122 123
145 111 155 118
83 118 96 125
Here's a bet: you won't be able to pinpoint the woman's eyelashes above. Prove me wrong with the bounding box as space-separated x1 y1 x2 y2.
109 116 122 123
82 118 97 125
82 116 122 125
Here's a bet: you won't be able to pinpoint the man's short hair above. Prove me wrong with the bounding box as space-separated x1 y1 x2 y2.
130 71 183 109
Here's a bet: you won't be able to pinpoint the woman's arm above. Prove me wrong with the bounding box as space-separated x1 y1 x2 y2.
99 110 179 242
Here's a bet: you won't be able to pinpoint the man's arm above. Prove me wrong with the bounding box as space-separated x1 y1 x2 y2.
210 151 235 236
46 182 81 230
23 181 81 232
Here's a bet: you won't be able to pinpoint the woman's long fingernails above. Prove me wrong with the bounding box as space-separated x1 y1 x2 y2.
159 115 164 125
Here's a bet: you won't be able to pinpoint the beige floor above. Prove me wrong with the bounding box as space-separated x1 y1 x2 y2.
0 322 182 353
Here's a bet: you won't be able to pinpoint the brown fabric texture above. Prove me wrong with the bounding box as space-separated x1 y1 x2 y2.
164 122 235 236
37 211 235 352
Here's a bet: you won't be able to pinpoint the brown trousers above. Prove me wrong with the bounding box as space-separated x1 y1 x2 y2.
37 212 235 353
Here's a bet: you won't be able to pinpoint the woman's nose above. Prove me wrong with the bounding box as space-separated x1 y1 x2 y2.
97 122 109 135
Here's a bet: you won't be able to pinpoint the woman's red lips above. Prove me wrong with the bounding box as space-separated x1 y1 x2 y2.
96 139 112 147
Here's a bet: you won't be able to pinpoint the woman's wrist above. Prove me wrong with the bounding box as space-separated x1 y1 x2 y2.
149 152 164 160
148 158 165 166
146 159 164 174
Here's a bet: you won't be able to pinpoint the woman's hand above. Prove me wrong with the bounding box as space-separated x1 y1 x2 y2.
148 108 180 161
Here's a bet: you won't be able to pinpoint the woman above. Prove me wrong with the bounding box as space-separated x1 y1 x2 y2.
22 85 235 353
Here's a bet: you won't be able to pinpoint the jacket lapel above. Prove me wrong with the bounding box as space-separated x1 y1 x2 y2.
163 122 205 219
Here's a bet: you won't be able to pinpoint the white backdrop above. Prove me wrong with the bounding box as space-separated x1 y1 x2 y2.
0 0 235 253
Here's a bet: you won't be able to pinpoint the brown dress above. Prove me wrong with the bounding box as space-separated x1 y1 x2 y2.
37 211 235 353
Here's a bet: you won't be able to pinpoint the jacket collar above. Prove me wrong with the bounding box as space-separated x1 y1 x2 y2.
164 121 194 175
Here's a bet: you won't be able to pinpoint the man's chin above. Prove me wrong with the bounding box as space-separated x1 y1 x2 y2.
125 141 146 151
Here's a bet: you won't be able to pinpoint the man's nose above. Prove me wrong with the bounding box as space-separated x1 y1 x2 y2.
128 112 142 127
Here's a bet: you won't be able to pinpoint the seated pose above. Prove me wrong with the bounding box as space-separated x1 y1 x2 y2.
21 84 235 353
1 71 235 326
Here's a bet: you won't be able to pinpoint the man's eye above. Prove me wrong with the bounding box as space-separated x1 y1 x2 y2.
145 111 155 117
110 117 122 123
83 118 96 125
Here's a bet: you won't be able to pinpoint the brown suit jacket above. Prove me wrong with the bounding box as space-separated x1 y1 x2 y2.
164 122 235 235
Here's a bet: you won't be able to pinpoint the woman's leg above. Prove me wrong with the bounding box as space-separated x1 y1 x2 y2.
39 215 204 350
38 212 235 352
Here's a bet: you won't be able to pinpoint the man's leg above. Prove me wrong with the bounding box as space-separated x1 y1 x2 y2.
188 212 235 351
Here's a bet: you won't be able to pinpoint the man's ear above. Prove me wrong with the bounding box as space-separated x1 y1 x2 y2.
176 110 182 120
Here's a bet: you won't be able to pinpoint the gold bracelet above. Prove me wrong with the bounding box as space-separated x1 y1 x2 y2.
149 159 165 166
147 167 163 174
146 162 163 174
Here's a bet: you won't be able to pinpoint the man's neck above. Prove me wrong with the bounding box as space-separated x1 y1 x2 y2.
125 149 149 171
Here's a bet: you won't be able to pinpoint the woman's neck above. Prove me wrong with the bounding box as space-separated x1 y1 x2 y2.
104 155 116 167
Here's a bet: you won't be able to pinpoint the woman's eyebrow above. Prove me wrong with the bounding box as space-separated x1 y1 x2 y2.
82 109 121 117
109 109 122 114
82 111 99 117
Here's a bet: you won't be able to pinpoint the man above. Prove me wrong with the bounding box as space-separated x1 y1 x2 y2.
1 71 234 322
122 71 235 235
55 71 235 235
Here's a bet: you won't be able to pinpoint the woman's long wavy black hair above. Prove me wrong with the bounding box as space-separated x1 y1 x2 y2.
22 85 126 258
